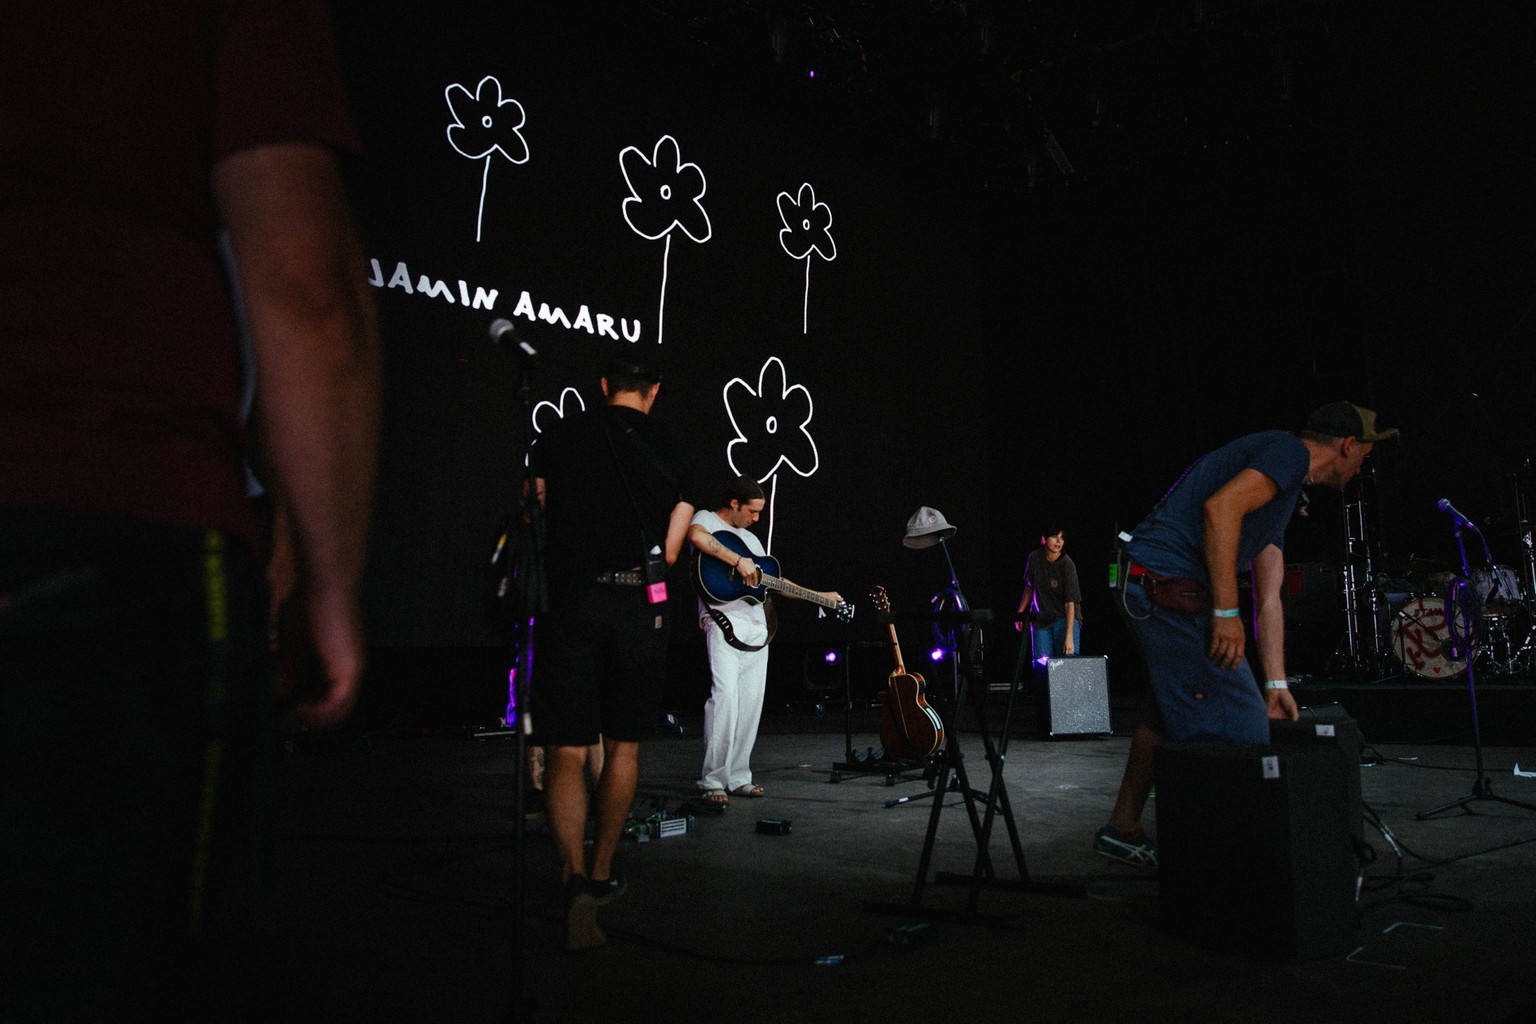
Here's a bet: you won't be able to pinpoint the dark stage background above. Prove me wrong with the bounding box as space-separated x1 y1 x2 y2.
330 2 1536 724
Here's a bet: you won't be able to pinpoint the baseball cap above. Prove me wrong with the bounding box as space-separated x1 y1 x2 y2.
1304 401 1399 442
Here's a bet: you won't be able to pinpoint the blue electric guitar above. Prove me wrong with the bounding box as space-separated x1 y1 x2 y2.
694 531 853 622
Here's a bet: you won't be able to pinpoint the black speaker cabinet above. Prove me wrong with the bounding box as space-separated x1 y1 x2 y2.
1033 656 1111 737
1154 741 1360 962
1270 707 1365 844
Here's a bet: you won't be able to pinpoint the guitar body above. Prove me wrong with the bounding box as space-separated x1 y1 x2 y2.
884 671 944 758
694 531 780 605
869 586 945 760
879 693 916 760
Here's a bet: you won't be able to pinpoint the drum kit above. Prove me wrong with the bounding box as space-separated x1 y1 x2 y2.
1333 465 1536 682
1386 571 1532 680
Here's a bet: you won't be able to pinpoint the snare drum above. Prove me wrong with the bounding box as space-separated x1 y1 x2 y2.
1390 596 1467 679
1472 565 1524 611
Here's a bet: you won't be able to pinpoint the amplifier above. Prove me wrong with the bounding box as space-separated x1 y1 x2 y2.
1154 740 1360 962
1270 706 1365 844
1033 655 1112 737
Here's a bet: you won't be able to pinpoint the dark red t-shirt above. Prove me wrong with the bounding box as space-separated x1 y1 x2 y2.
0 0 361 544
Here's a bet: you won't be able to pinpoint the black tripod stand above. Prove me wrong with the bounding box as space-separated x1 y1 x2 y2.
1416 504 1536 819
865 514 1085 923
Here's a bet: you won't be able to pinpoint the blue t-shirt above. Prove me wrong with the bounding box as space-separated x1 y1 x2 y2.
1126 430 1309 583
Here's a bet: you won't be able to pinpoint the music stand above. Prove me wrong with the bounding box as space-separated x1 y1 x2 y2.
1416 506 1536 819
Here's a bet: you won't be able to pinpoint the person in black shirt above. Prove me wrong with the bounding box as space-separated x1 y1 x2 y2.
529 351 694 951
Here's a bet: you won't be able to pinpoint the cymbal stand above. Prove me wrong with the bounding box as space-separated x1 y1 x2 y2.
1417 512 1536 820
1331 477 1397 679
1509 461 1536 675
1516 460 1536 600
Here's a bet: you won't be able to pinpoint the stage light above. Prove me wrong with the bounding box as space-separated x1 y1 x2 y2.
504 666 518 727
929 646 947 662
823 648 840 664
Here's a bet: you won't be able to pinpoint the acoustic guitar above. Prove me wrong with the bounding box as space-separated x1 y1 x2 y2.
870 586 944 759
694 531 853 622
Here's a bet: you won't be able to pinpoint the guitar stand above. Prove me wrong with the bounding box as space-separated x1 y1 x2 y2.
828 639 934 786
863 609 1087 927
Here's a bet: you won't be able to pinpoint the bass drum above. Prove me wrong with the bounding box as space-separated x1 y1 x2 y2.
1390 596 1467 679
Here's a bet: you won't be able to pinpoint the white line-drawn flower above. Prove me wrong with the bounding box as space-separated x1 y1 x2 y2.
723 356 819 553
619 134 712 344
525 386 587 466
445 75 530 243
776 182 837 334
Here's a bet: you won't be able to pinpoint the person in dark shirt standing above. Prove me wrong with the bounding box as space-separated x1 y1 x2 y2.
1015 526 1083 660
530 351 694 950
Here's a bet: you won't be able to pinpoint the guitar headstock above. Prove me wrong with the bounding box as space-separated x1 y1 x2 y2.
833 601 855 623
870 585 891 615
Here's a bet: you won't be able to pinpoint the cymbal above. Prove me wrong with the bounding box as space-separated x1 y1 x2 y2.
1374 553 1450 577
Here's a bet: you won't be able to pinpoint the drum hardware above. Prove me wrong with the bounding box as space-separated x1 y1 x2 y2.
1328 481 1400 680
1514 458 1536 600
1508 460 1536 675
1474 609 1530 677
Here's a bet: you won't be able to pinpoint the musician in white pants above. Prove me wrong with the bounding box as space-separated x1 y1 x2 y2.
689 477 774 806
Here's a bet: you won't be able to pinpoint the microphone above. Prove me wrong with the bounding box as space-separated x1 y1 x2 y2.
489 318 539 363
1436 498 1478 529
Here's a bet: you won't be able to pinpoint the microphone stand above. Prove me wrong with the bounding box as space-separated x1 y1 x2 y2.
495 343 545 1023
1417 510 1536 819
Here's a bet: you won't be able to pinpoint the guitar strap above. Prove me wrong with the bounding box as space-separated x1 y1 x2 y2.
599 410 664 563
704 598 777 652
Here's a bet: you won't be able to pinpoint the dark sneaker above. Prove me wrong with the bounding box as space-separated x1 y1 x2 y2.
1093 825 1158 870
564 877 605 951
587 874 627 906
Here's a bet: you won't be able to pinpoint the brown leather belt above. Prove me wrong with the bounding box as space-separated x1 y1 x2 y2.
595 570 646 586
1127 563 1212 614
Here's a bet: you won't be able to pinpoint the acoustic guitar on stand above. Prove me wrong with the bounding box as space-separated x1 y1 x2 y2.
870 586 944 759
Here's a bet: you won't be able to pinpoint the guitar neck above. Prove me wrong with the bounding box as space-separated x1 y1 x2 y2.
759 572 837 610
886 623 907 675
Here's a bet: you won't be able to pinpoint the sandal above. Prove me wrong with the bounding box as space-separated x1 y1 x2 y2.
731 784 765 798
703 789 730 806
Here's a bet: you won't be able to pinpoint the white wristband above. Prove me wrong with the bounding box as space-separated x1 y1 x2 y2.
1212 607 1240 619
1263 679 1289 691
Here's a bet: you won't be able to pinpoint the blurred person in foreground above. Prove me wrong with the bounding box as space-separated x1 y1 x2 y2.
0 1 381 1018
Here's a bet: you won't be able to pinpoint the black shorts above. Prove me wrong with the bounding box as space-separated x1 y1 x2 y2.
529 579 670 746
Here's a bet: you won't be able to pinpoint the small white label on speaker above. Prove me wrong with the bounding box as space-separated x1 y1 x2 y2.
1315 724 1336 737
1261 755 1281 779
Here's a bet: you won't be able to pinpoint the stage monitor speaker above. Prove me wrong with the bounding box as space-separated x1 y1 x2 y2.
1033 656 1111 737
1270 706 1365 844
1154 741 1360 962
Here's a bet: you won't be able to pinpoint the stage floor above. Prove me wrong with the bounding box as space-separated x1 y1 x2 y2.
262 695 1536 1023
